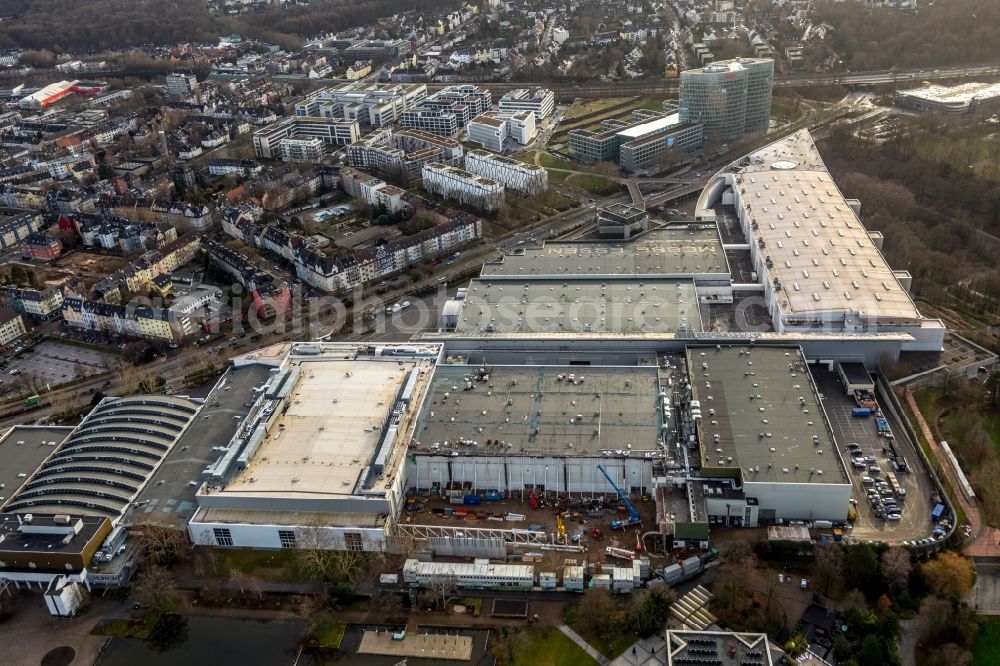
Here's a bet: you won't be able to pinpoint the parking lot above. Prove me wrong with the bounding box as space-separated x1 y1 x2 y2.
1 341 117 388
812 368 937 544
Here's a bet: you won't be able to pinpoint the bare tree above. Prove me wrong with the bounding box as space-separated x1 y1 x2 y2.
881 546 912 591
134 523 189 568
575 587 624 641
813 543 845 596
133 565 177 617
294 523 365 582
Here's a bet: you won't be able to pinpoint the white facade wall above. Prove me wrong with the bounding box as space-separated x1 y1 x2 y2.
465 150 548 196
421 163 504 212
187 518 389 551
744 480 851 522
468 118 506 153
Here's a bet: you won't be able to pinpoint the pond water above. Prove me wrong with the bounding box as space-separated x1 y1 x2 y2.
97 616 304 666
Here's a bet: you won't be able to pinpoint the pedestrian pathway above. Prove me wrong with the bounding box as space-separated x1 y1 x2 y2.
558 624 610 665
608 636 667 666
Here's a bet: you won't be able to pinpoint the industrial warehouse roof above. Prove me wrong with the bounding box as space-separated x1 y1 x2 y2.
453 277 701 334
4 396 199 517
725 130 920 323
0 426 72 508
480 226 728 280
411 365 662 457
127 363 275 529
687 345 848 485
210 356 433 499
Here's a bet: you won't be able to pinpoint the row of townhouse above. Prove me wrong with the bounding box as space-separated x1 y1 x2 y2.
61 296 179 342
200 237 289 319
98 196 213 231
66 213 177 253
221 207 481 293
94 232 203 302
1 286 64 322
0 208 44 251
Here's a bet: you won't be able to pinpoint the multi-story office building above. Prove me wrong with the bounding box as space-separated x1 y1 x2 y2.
295 82 427 128
279 137 325 163
569 112 703 171
618 121 703 173
465 149 548 196
498 88 555 120
422 162 505 212
400 108 459 137
679 58 774 141
253 116 360 159
410 85 492 129
343 39 411 63
165 73 199 99
467 115 507 152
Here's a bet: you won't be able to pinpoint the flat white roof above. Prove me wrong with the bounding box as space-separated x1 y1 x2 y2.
617 112 681 140
899 81 1000 106
733 130 920 322
223 358 423 498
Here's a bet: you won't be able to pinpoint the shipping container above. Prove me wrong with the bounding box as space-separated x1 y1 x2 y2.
852 407 872 417
463 495 482 505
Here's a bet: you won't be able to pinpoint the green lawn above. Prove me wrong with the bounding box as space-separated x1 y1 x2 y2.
204 547 297 582
510 626 598 666
635 97 666 112
541 190 577 212
513 151 536 164
572 174 621 197
311 620 346 648
972 616 1000 666
563 98 632 121
538 153 579 171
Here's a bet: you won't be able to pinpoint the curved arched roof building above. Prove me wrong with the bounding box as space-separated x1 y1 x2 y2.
5 396 199 518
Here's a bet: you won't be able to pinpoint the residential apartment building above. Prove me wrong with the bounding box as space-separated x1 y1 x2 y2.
464 149 548 196
346 128 463 180
498 88 555 120
295 82 427 128
20 232 62 262
421 162 505 212
679 58 774 141
221 207 481 293
339 167 407 214
279 137 325 163
345 60 373 81
61 297 179 342
68 214 176 254
0 208 43 251
166 73 199 99
207 159 261 178
2 286 64 322
253 116 360 159
0 308 26 345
